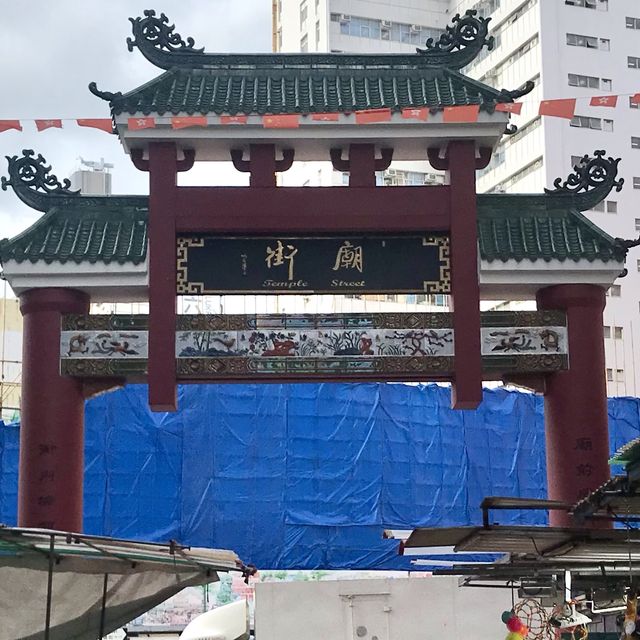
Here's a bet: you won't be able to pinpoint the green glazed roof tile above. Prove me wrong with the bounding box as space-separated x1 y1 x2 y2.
0 193 624 267
100 67 515 117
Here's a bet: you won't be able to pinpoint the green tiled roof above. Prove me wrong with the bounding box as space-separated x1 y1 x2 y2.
92 66 524 117
0 193 624 267
89 10 532 117
478 194 625 263
0 198 148 265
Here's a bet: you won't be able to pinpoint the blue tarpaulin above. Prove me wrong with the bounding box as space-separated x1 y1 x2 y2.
1 384 639 570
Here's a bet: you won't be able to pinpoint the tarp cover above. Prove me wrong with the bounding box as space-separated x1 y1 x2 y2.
1 384 639 570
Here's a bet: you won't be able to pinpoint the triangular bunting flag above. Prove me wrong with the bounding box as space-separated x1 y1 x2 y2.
538 99 576 119
355 108 392 124
35 119 63 131
220 115 248 124
77 118 113 133
589 95 618 107
0 120 22 133
172 116 208 129
263 114 300 128
495 102 523 115
401 107 428 121
442 105 480 123
311 113 340 122
128 117 156 130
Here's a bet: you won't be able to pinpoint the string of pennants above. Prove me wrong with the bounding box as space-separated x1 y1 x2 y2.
2 93 640 133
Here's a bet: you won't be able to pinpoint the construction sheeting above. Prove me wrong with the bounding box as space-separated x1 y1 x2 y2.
1 384 639 570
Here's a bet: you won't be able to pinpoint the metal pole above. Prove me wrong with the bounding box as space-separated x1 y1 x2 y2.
44 533 55 640
98 573 109 639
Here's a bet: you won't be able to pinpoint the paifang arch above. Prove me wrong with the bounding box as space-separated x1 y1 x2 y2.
0 9 633 532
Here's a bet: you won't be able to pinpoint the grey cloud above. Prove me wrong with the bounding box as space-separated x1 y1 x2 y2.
0 0 270 238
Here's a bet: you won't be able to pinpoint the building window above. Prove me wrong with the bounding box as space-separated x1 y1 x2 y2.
636 218 640 230
607 368 614 382
633 137 640 149
568 73 609 89
629 56 640 69
627 17 640 29
590 200 618 214
604 325 611 338
329 14 443 45
565 0 608 9
300 0 308 27
634 178 640 189
631 97 640 109
637 258 640 271
300 33 308 52
316 20 320 46
570 115 613 131
614 327 624 339
566 33 609 50
608 284 621 296
617 369 625 382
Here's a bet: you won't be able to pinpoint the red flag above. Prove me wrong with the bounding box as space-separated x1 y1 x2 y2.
263 114 300 128
355 108 392 124
220 115 248 125
77 118 112 133
631 93 640 105
0 120 22 133
311 113 340 122
128 117 156 130
538 99 576 119
401 107 428 121
495 102 523 115
35 119 62 131
589 95 618 107
442 105 480 123
172 116 208 129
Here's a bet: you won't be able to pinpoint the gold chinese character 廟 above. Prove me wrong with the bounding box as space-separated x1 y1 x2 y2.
332 240 363 273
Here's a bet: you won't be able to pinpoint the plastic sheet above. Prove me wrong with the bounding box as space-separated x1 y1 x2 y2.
1 386 639 570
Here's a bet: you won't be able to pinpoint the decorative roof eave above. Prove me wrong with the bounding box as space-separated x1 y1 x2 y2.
544 150 624 212
1 150 80 212
126 9 494 72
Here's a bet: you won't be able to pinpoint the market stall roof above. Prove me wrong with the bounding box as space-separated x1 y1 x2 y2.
0 149 628 300
0 525 246 640
87 10 531 160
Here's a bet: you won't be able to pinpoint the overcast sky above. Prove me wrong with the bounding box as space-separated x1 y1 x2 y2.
0 1 271 238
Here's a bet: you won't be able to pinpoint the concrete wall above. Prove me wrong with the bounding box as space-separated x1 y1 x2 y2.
255 576 511 640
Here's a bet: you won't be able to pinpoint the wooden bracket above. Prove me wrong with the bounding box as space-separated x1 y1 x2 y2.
131 148 195 172
230 148 295 173
330 147 394 172
230 145 294 187
428 146 492 171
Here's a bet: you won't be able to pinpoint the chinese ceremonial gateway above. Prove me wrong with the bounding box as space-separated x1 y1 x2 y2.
0 9 635 535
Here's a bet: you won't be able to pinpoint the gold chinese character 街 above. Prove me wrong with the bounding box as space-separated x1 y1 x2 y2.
265 240 298 281
332 240 363 273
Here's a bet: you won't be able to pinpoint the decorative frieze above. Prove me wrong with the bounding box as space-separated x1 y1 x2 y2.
61 311 568 381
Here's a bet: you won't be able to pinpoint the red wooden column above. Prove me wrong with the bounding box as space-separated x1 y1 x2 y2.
446 141 483 409
18 287 89 531
148 142 179 411
537 284 610 527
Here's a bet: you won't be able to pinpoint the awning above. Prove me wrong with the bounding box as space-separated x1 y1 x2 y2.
0 526 245 640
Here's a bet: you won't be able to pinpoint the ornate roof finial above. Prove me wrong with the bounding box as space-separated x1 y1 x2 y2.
545 150 624 211
416 10 494 69
126 10 205 70
1 150 79 212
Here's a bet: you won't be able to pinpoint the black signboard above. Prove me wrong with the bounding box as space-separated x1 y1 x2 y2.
176 234 450 295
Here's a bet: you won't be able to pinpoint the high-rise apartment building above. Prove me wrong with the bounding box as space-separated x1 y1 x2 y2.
274 0 640 396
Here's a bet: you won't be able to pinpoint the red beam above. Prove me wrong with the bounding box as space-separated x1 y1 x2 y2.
148 143 179 411
448 141 483 409
175 186 451 233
